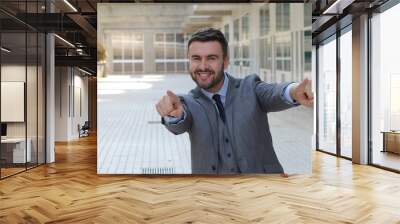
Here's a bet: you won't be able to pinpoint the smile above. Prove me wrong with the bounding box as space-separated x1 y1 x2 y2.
197 72 212 78
196 72 213 82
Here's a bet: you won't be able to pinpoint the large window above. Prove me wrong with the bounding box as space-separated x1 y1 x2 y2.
111 32 144 74
316 26 352 159
259 37 273 82
224 24 229 43
259 38 272 70
231 15 251 76
241 13 250 68
339 28 352 158
242 43 250 68
241 14 250 41
304 31 312 73
276 3 290 31
304 3 312 27
371 4 400 171
317 36 337 154
275 40 291 72
260 5 270 36
154 33 188 73
232 18 240 69
233 19 240 42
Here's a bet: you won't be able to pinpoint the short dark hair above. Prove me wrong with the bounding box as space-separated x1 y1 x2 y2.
188 27 229 58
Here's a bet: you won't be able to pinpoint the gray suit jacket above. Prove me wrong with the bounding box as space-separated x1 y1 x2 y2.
162 74 296 174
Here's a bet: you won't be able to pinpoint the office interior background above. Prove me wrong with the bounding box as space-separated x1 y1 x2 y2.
313 0 400 172
0 0 400 223
0 0 97 179
97 3 313 174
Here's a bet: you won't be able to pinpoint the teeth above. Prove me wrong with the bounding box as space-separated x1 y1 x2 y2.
198 72 211 77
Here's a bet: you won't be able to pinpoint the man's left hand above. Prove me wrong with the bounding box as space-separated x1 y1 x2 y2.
290 78 314 107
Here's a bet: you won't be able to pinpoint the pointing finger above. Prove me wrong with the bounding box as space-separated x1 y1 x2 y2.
298 78 309 91
167 90 179 102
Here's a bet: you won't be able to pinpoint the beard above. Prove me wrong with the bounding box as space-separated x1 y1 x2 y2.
190 64 225 91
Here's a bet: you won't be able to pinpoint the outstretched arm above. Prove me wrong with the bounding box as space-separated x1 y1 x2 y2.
156 90 192 135
255 76 313 112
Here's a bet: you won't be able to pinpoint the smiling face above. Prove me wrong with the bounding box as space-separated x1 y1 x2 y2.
188 41 229 93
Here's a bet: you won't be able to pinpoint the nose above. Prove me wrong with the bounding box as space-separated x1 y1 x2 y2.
198 58 208 71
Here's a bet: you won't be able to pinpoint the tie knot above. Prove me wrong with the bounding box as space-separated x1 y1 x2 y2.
212 94 221 102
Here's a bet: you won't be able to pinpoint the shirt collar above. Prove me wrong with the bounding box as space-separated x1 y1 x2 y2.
200 72 229 100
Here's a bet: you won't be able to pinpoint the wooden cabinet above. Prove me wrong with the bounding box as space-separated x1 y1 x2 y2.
382 131 400 154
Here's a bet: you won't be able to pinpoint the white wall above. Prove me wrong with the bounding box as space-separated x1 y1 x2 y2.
55 67 89 141
72 73 89 138
55 66 68 141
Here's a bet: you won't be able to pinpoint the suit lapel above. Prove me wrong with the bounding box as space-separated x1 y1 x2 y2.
225 74 241 134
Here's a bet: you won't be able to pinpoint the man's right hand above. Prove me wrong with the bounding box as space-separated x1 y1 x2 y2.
155 90 183 118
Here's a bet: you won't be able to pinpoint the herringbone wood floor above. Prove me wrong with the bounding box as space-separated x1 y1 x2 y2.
1 135 400 224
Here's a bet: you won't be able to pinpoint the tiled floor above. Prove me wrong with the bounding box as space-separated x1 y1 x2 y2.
98 74 313 174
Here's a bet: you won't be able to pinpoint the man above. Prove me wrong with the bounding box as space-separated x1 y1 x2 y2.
155 28 313 174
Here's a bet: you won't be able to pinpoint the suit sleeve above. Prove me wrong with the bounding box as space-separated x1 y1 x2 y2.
161 97 192 135
163 110 186 124
252 75 297 113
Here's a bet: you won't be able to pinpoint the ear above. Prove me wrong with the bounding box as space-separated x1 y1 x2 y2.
223 56 230 70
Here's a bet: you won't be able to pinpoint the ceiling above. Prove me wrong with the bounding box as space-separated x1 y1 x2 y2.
311 0 390 44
